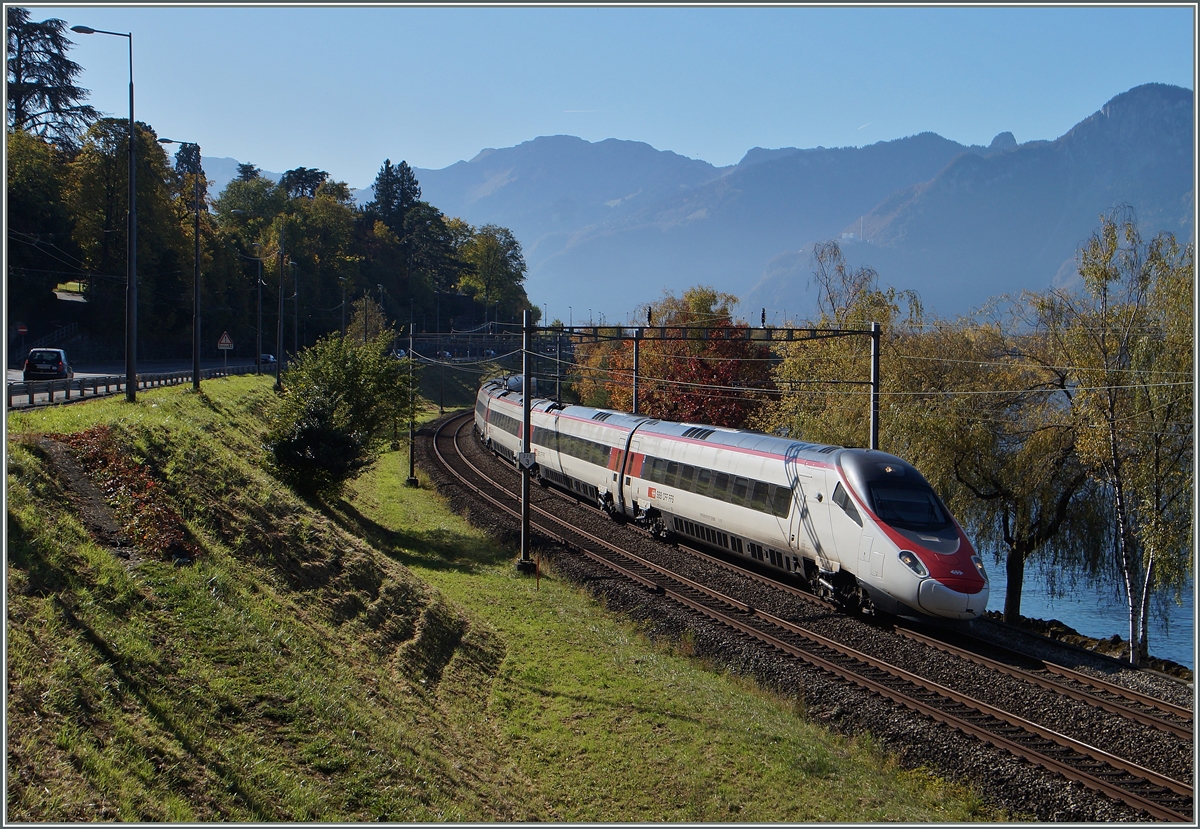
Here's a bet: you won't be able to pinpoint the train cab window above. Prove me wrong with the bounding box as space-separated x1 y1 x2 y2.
832 482 863 527
868 482 949 531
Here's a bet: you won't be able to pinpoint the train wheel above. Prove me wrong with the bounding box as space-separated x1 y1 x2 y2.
810 571 835 603
650 517 671 541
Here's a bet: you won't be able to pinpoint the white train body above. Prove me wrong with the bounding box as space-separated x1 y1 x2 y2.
475 379 989 621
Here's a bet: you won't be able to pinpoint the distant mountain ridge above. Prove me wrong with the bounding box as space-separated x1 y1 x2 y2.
210 83 1192 323
413 135 728 260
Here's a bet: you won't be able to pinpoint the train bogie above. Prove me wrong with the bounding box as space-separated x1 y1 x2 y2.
475 379 989 622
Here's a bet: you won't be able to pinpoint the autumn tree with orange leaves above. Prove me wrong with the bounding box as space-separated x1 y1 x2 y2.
574 287 775 428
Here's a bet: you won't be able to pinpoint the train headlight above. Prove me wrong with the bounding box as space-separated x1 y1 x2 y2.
897 550 928 578
971 555 988 582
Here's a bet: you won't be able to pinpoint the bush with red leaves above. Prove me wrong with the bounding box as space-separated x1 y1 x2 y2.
58 425 201 563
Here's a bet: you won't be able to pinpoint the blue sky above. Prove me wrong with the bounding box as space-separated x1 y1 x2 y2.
31 4 1197 189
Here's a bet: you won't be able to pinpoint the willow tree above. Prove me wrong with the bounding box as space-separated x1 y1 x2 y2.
1036 212 1193 665
893 315 1106 623
753 240 920 448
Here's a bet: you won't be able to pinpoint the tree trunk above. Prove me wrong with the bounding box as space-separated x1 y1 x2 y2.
1135 554 1155 665
1003 547 1026 624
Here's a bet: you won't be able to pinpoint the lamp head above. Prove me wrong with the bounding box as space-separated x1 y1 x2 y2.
70 25 96 34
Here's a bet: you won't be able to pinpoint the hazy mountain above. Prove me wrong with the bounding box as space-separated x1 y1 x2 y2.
744 83 1194 318
524 130 1014 320
413 135 729 262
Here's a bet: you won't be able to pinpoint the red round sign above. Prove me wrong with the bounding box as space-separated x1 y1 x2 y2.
17 324 27 335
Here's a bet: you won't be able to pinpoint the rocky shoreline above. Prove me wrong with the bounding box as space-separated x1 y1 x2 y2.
987 611 1193 683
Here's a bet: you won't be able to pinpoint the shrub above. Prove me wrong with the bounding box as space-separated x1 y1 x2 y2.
267 331 415 496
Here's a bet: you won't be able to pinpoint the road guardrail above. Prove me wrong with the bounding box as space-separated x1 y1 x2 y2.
7 364 260 410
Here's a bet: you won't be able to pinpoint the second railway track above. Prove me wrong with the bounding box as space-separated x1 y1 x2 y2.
423 410 1194 822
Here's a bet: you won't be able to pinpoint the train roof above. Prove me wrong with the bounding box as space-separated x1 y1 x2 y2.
634 416 844 463
481 378 859 464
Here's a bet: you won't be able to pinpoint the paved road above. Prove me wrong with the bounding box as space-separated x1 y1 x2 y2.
7 359 267 383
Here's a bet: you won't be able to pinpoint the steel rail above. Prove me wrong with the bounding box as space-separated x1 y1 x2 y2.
432 412 1194 822
894 625 1193 740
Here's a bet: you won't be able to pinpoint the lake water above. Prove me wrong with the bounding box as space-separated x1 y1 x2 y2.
985 563 1195 671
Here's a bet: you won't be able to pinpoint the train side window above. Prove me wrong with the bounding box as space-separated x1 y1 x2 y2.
832 482 863 526
665 460 680 487
750 480 771 512
713 472 731 501
678 464 696 492
732 476 749 505
695 467 712 497
769 484 792 518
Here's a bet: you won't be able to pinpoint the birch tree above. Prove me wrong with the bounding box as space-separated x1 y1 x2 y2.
1036 212 1193 665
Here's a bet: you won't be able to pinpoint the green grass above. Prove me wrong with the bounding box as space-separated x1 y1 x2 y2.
6 376 1002 821
345 445 999 822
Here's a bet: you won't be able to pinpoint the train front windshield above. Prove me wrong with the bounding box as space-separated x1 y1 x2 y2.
867 482 950 532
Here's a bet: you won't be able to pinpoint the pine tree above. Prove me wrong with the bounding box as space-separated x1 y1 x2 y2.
366 158 421 235
7 7 98 148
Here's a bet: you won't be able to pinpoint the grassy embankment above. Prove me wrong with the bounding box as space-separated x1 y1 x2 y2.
6 372 1001 821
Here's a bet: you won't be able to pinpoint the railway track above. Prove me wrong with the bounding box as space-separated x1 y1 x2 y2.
428 410 1194 822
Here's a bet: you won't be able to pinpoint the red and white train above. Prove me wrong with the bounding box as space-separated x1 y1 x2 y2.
475 377 989 621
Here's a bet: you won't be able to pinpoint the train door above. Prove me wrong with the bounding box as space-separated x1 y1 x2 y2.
784 458 835 571
827 472 865 578
624 438 642 508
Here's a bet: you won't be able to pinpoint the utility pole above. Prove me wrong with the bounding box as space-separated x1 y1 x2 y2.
275 222 285 391
406 307 418 487
255 247 263 373
517 310 536 574
869 321 881 450
632 327 641 415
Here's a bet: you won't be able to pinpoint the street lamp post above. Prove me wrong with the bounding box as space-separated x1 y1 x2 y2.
255 243 263 373
339 277 347 338
291 261 299 356
229 211 265 373
158 138 202 391
276 221 285 391
71 24 136 401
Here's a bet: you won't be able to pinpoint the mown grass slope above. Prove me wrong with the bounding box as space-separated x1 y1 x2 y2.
6 375 998 821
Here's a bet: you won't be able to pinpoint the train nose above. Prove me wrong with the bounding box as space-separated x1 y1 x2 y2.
918 578 990 620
